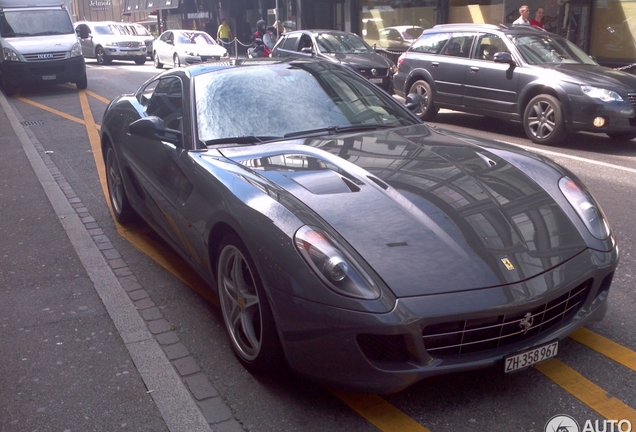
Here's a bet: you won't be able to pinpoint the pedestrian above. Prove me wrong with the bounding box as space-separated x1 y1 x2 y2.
512 5 531 25
217 18 233 55
530 7 545 28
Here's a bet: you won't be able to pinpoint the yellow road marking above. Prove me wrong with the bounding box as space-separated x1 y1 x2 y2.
535 359 636 423
86 89 112 105
570 327 636 373
329 390 431 432
16 96 86 125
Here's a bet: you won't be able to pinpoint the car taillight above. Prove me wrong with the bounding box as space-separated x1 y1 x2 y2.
397 53 406 70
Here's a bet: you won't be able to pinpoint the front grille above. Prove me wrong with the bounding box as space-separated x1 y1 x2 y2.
422 279 592 357
24 51 67 62
627 93 636 111
117 41 141 48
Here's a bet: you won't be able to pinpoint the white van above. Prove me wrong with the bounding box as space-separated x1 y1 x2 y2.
0 0 87 96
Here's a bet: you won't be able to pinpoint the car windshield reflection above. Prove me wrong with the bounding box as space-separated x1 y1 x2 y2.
315 33 375 54
194 62 417 145
510 34 597 66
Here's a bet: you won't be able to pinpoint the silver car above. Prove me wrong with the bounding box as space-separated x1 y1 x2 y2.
74 21 147 65
153 30 228 69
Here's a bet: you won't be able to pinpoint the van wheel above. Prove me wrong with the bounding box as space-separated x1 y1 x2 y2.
75 75 88 90
408 80 438 121
154 52 163 69
134 57 146 65
1 75 16 96
523 94 566 145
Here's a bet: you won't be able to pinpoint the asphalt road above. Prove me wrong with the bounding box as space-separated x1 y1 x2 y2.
2 59 635 432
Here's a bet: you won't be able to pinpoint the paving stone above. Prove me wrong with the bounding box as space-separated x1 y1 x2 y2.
173 356 200 376
198 397 233 424
184 373 218 400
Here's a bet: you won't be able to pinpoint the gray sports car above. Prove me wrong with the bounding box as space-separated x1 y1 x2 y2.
101 58 618 394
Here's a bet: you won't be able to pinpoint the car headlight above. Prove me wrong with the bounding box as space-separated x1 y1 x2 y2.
104 41 119 47
2 47 20 61
559 176 610 240
294 225 381 300
581 85 623 102
70 43 82 58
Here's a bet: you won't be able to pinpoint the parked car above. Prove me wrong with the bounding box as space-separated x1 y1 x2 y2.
74 21 147 65
153 30 228 69
119 22 155 59
393 23 636 145
271 29 395 92
377 25 424 49
100 57 618 393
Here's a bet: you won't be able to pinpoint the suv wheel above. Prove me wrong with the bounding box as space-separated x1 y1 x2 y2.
523 94 566 145
408 80 438 121
95 46 106 65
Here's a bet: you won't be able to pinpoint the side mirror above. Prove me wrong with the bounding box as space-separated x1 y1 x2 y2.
77 27 89 39
405 93 425 112
129 116 182 146
493 52 515 65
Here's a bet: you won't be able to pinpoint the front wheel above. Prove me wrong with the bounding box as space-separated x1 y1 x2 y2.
408 80 438 121
173 54 181 68
75 75 88 90
606 131 636 141
523 94 566 145
134 56 146 65
153 51 163 69
217 234 283 372
105 145 137 223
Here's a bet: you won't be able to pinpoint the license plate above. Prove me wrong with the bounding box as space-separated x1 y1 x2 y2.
504 340 558 373
369 78 383 83
42 75 56 80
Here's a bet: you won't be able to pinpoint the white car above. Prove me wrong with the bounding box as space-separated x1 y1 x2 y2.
74 21 147 65
153 30 228 69
118 22 155 59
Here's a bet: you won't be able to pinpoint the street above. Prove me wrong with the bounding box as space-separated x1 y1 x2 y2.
2 59 635 432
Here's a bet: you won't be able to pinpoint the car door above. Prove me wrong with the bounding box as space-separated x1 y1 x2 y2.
156 31 172 64
123 76 191 248
272 32 303 57
463 33 520 114
430 33 475 107
76 23 93 57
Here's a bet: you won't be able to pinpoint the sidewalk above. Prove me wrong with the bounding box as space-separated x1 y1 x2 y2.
0 92 241 432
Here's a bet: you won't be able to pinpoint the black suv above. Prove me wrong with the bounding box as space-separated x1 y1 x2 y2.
393 24 636 144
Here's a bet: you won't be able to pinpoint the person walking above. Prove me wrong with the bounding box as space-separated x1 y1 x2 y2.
217 18 233 55
513 5 531 25
530 7 545 28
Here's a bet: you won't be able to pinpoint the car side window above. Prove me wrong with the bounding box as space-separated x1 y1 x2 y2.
281 35 298 50
143 77 184 130
474 34 509 61
441 35 474 58
410 32 451 54
298 34 312 51
160 31 171 43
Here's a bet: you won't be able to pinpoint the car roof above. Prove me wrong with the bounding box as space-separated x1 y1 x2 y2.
427 23 549 35
284 29 358 37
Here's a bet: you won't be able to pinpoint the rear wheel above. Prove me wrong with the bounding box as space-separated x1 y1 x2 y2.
217 234 283 372
606 131 636 141
408 80 438 121
173 54 181 68
523 94 566 145
105 145 137 223
153 51 163 69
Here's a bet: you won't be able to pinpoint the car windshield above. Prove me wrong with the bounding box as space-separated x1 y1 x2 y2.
194 62 417 144
316 33 375 54
0 10 73 37
510 34 597 65
94 24 116 35
177 32 216 45
402 27 424 40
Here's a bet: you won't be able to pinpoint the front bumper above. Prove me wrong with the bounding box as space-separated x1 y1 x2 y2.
0 56 86 87
270 247 618 394
567 94 636 133
103 46 147 60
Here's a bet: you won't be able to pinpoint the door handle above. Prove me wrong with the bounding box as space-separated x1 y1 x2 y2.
431 61 439 67
470 66 480 73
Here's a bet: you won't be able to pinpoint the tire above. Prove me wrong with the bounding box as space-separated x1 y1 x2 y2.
153 51 163 69
95 46 106 65
134 56 146 65
1 74 16 96
217 234 283 372
105 145 137 223
606 131 636 141
523 94 567 145
173 54 181 68
75 75 88 90
408 80 438 121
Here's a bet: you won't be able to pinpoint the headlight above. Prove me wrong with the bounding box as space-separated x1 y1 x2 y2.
2 47 20 61
581 85 623 102
294 225 381 300
70 43 82 58
104 41 119 47
559 176 610 240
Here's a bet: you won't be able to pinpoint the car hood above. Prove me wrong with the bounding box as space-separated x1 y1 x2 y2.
320 52 394 69
219 125 587 297
178 44 226 55
551 64 636 91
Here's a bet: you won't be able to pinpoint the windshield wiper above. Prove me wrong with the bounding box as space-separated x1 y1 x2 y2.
204 136 280 146
284 124 395 138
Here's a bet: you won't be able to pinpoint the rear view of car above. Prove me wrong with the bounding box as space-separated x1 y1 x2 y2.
393 23 636 144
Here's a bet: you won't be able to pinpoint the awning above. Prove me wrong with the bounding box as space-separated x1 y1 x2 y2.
123 0 178 14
